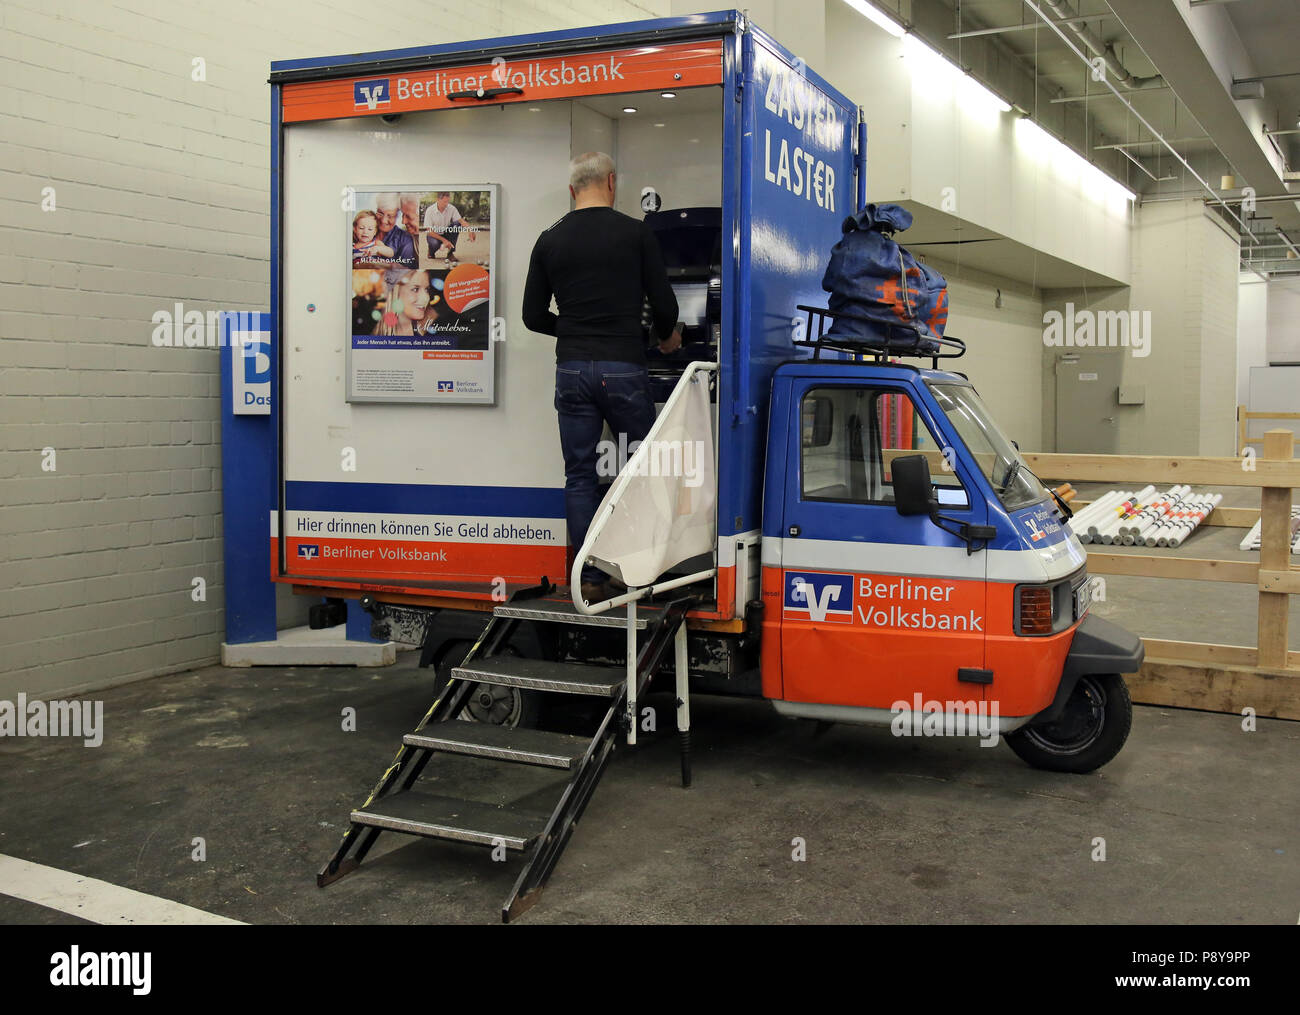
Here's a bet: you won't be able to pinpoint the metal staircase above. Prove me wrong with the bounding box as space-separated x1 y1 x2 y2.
317 582 695 922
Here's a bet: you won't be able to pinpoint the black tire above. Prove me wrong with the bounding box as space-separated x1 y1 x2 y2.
437 640 543 729
1005 673 1132 773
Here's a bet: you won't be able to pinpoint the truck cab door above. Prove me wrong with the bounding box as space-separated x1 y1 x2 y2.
777 378 989 710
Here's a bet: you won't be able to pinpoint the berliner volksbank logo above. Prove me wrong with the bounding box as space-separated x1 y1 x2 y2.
354 78 391 110
784 571 854 623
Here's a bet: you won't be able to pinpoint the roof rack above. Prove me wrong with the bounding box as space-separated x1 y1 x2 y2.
794 305 965 370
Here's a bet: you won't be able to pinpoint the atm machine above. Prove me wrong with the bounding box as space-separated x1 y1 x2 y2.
643 206 722 401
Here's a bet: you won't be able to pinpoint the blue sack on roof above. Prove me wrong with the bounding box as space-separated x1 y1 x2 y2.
821 202 950 354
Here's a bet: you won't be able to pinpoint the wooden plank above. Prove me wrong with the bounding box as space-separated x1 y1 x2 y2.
1071 501 1257 528
1085 552 1258 583
1128 659 1300 721
1258 431 1293 668
1200 506 1260 528
1259 569 1300 594
1242 411 1300 420
1140 639 1257 667
1022 451 1300 488
1139 641 1300 670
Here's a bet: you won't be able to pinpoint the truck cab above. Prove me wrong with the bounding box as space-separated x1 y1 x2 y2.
759 357 1143 772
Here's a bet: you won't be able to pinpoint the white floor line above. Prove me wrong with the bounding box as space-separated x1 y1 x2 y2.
0 854 245 925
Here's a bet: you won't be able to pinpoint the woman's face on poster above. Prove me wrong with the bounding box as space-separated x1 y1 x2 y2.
398 274 431 322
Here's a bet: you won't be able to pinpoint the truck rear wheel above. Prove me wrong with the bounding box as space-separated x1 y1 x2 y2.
1005 673 1131 773
436 639 542 729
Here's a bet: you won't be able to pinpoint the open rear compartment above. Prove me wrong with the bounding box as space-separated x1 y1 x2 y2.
275 63 728 615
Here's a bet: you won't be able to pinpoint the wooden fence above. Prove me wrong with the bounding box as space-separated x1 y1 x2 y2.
1025 429 1300 721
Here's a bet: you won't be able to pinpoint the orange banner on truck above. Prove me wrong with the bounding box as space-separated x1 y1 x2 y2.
281 41 724 123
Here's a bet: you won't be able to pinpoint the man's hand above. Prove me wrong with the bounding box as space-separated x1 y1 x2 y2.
658 324 684 355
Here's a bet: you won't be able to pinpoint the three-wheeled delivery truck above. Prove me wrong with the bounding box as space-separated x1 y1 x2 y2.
265 10 1143 920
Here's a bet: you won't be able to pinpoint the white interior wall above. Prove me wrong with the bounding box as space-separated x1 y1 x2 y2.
822 0 911 201
613 107 723 217
570 103 618 172
1197 211 1241 456
0 0 669 700
284 106 573 490
1266 276 1300 364
926 258 1045 449
1238 276 1269 408
821 0 1132 286
1043 199 1238 457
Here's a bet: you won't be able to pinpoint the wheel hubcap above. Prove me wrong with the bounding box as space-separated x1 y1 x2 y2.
1025 675 1107 755
466 682 519 726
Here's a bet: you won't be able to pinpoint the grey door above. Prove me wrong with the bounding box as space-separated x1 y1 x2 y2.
1054 352 1123 453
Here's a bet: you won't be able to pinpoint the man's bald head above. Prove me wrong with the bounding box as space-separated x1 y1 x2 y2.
569 152 616 205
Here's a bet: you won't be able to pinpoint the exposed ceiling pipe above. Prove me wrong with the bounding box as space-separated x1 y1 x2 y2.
1022 0 1260 243
1041 0 1163 90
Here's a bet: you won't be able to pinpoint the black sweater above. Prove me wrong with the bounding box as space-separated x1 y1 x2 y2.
522 206 678 364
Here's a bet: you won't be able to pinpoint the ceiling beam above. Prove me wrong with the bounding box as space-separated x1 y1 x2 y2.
1106 0 1289 198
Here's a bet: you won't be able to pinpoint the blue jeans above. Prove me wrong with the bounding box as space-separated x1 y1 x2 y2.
555 360 657 585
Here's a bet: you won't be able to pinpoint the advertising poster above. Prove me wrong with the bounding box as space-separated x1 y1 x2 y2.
347 185 497 404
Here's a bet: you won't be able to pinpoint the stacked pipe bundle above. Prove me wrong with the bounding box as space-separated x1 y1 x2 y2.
1072 485 1221 548
1237 507 1300 554
1071 486 1154 544
1147 491 1221 548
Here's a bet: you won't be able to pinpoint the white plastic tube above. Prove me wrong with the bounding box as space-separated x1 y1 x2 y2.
1124 485 1187 538
1089 489 1139 539
1133 486 1192 545
1072 489 1126 536
1166 493 1221 548
1097 486 1155 544
1072 489 1128 543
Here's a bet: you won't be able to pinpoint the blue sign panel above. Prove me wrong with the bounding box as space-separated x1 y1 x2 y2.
718 28 860 539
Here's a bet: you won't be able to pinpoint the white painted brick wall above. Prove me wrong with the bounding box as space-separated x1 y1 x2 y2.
0 0 665 699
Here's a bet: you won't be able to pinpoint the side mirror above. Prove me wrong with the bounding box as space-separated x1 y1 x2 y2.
892 455 937 517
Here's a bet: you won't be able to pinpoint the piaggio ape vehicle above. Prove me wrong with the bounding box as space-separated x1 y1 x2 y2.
263 10 1143 919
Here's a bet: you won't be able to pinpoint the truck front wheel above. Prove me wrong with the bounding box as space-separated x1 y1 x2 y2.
1005 673 1132 773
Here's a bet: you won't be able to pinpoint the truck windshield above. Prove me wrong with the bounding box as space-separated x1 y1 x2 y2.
929 383 1046 513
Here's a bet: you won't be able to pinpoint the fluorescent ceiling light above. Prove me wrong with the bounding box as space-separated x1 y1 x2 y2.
901 35 1011 115
622 107 637 113
1016 117 1136 203
841 0 905 37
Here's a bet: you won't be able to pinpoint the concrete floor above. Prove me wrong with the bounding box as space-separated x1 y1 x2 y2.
3 483 1297 924
1 646 1296 924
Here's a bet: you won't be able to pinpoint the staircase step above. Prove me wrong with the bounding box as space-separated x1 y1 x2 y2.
351 791 550 850
495 595 658 629
454 655 626 697
403 721 590 769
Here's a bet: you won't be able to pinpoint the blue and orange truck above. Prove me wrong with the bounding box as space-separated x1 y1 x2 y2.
264 9 1143 919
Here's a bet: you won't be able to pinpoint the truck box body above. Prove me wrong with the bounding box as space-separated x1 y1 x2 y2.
268 11 862 622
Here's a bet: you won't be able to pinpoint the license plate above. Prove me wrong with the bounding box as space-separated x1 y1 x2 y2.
1074 579 1092 619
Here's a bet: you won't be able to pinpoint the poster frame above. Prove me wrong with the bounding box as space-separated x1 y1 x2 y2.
344 182 499 406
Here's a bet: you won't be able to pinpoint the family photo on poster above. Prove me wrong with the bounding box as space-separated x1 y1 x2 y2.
348 186 497 403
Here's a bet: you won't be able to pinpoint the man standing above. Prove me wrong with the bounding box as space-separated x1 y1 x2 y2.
523 152 681 603
374 193 417 283
423 191 477 262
